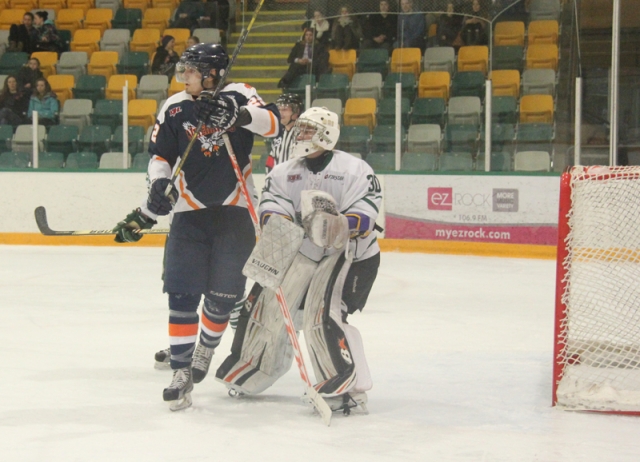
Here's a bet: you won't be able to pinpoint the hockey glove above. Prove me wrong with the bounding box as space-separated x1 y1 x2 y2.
194 91 239 131
113 208 157 243
302 211 349 250
147 178 179 216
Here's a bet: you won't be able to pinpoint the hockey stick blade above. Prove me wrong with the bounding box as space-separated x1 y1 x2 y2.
304 385 333 426
34 206 169 236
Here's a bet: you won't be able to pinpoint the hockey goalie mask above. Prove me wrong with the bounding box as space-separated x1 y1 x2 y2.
290 107 340 159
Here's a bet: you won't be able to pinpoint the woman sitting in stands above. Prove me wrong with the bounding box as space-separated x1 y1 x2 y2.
152 35 180 79
28 77 59 127
331 5 362 50
0 75 29 127
32 11 63 55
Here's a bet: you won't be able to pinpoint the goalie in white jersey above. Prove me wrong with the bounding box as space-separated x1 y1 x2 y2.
216 107 381 414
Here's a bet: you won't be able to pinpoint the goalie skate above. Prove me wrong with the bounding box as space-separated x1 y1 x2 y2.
154 348 171 370
163 367 194 411
324 392 368 416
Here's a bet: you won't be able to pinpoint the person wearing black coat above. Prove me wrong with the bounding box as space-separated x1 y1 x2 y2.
0 75 30 126
362 0 397 53
278 28 330 88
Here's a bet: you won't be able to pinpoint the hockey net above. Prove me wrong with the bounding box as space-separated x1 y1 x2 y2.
554 166 640 413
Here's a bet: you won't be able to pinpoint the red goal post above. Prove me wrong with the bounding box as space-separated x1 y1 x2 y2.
554 166 640 414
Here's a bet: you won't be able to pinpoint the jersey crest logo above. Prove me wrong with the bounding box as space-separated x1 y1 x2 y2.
287 173 302 183
182 121 224 157
169 106 182 117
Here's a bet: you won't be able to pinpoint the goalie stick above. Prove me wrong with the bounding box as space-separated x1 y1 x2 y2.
223 135 333 426
34 206 169 236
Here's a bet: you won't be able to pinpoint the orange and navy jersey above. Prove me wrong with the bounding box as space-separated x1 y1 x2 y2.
142 83 279 218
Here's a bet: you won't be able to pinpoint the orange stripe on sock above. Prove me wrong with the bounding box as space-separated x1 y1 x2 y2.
201 313 228 333
169 323 199 337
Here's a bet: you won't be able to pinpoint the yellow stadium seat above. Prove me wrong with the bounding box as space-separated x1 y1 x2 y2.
106 74 137 100
70 29 101 57
528 20 559 45
0 9 26 30
124 0 149 13
493 21 525 46
67 0 95 14
31 51 58 77
418 71 450 100
526 44 558 71
329 49 357 80
163 28 190 55
343 98 377 133
38 0 66 13
55 9 84 34
10 0 36 10
168 75 184 96
520 94 554 123
84 8 113 35
130 28 160 55
390 47 421 78
457 46 489 74
47 74 74 106
67 0 93 14
151 0 175 8
128 98 157 130
87 51 119 79
491 69 520 98
141 8 170 33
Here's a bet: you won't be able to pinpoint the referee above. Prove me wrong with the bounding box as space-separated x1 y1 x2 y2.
265 93 303 172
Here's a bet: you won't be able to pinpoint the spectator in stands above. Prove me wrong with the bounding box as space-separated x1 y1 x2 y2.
187 36 200 48
171 0 204 30
17 58 43 93
396 0 426 49
28 77 58 127
0 75 29 126
278 28 329 88
303 10 331 47
436 2 463 48
8 12 36 54
331 5 362 50
460 0 488 46
32 11 63 55
152 35 180 79
362 0 396 53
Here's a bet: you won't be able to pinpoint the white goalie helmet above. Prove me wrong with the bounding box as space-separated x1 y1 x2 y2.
290 107 340 159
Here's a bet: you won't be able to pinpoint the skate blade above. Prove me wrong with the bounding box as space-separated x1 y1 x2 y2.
168 393 192 411
154 361 171 371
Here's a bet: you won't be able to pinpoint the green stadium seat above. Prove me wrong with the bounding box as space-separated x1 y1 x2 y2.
475 151 511 172
492 46 524 72
410 98 446 127
377 98 410 128
0 151 30 169
93 99 124 130
335 125 370 155
356 48 389 77
492 96 518 124
73 75 107 103
439 151 474 171
65 151 99 169
283 74 316 100
111 8 143 34
111 125 146 154
445 124 479 152
365 151 396 171
451 71 485 99
402 152 438 171
382 72 416 101
39 152 65 168
117 52 150 80
316 73 350 103
45 125 79 156
58 29 72 53
371 125 406 152
0 52 29 75
131 152 150 171
516 123 554 154
0 125 13 152
78 125 112 155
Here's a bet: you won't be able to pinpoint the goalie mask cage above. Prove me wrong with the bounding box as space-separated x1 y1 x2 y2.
554 166 640 414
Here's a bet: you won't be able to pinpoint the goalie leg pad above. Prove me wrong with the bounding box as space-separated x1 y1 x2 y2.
215 254 318 395
303 251 371 397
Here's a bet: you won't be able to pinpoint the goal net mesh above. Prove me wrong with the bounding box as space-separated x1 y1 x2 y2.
556 166 640 412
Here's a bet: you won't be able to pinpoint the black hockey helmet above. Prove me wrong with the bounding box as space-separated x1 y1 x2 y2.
276 93 303 116
175 43 229 84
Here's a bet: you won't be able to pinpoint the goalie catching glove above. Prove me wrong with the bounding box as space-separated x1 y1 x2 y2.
113 208 157 243
301 190 349 250
147 178 178 216
194 91 239 131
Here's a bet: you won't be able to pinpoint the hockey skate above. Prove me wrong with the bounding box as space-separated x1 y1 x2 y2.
324 392 368 416
191 343 214 384
163 367 193 411
154 347 171 370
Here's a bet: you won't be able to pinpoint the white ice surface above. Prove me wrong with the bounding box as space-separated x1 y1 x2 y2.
1 246 639 462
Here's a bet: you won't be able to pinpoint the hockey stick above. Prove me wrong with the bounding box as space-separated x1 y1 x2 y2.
34 206 169 236
164 0 267 197
222 134 333 426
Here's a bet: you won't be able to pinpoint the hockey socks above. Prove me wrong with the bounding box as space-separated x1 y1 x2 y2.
168 293 200 369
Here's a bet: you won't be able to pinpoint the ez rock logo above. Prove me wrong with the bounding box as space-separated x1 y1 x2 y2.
428 187 453 211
